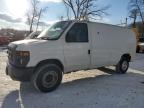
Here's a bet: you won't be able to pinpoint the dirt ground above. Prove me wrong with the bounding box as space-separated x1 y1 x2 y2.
0 50 144 108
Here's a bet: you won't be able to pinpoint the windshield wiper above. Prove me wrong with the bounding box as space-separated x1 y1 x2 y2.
37 37 57 40
39 37 48 40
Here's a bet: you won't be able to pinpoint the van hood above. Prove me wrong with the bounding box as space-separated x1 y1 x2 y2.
8 39 49 50
10 39 47 45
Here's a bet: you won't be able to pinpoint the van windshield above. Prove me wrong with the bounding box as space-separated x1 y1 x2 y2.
37 21 71 40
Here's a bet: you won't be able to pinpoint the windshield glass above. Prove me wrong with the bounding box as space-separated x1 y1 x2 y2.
37 21 71 40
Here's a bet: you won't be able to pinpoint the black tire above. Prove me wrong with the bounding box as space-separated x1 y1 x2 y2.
31 64 63 93
116 57 129 74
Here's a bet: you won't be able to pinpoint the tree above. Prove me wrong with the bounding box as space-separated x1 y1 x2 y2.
128 0 144 25
26 0 48 33
63 0 109 21
26 0 39 33
64 3 70 20
129 9 139 27
36 7 48 31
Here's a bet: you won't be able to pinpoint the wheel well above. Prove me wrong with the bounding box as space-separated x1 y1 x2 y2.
121 54 131 62
36 59 64 71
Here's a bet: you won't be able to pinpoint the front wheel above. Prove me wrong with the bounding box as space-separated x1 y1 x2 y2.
31 64 63 93
116 57 129 74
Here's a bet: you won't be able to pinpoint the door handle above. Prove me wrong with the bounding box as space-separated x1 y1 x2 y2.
88 50 90 54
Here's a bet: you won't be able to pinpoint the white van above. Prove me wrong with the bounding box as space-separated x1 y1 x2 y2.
6 20 136 92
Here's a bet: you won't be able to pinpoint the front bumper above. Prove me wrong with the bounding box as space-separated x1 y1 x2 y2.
6 63 34 81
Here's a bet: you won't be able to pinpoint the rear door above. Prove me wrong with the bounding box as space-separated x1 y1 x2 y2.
64 23 91 72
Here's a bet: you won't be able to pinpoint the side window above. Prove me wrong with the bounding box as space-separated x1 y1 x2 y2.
66 23 88 42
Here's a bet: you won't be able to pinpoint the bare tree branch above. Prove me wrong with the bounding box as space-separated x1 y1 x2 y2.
26 0 48 33
63 0 109 21
128 0 144 26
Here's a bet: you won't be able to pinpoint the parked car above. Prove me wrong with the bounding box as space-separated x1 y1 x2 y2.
25 31 41 39
0 36 9 45
6 20 136 93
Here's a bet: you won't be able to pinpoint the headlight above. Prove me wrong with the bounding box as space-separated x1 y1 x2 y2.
10 51 30 67
16 51 30 57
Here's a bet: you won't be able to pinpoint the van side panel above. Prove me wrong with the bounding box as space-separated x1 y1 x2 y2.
89 22 136 68
88 23 110 68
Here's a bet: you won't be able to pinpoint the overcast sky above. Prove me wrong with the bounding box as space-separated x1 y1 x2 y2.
0 0 130 30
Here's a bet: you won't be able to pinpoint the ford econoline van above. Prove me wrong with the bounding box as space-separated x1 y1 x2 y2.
6 20 136 92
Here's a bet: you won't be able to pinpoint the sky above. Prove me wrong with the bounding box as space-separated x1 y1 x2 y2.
0 0 131 30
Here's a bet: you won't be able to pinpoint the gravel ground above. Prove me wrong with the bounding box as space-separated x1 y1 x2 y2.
0 49 144 108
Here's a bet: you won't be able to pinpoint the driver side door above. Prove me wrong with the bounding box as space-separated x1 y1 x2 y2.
63 23 91 72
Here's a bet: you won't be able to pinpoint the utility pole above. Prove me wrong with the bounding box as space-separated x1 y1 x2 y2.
125 17 128 27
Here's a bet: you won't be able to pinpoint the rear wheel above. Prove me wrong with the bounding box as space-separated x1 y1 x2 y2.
116 57 129 74
31 64 63 93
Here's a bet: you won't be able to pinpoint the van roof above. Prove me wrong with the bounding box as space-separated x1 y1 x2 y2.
65 20 128 29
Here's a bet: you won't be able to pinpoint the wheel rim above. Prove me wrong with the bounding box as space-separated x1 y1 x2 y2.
42 71 58 88
122 61 128 71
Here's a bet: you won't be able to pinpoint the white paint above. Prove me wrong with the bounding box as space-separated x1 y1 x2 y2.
9 21 136 73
